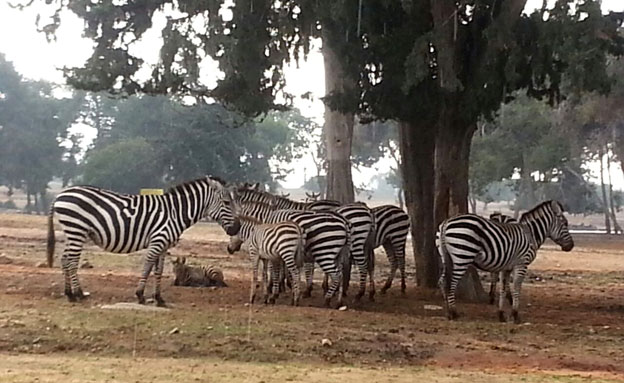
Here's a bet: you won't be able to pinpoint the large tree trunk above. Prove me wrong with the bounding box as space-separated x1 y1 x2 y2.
599 147 612 234
399 120 437 288
322 39 355 204
434 119 486 302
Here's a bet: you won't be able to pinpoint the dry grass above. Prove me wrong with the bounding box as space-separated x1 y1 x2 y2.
0 212 624 382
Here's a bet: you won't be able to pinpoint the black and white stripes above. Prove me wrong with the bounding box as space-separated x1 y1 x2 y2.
47 176 241 306
437 200 574 322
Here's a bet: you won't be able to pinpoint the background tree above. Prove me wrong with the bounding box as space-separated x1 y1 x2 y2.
0 54 82 213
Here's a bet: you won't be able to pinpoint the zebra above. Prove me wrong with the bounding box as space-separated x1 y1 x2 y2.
171 257 227 287
369 205 411 294
235 185 341 211
437 200 574 323
47 176 241 306
228 201 350 308
245 217 306 306
233 188 375 301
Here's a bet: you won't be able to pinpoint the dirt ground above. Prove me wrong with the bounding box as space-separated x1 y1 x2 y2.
1 213 623 382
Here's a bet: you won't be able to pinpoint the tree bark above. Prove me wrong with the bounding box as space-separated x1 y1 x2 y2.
322 39 355 204
599 147 612 233
399 120 437 288
434 118 486 302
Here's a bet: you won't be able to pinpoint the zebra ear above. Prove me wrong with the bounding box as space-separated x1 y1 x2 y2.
551 200 563 214
206 176 225 191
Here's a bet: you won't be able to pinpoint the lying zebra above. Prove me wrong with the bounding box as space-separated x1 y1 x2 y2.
171 257 227 287
437 201 574 323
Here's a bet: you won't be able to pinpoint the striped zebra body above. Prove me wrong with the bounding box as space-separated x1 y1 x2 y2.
371 205 410 294
247 220 306 306
171 257 227 287
47 176 240 306
437 200 574 323
228 201 350 308
320 203 376 301
488 212 517 304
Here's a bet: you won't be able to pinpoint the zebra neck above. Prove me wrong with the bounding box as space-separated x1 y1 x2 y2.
165 189 206 231
521 217 548 248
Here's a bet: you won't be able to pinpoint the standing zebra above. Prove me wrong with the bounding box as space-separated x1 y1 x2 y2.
437 200 574 323
245 218 306 306
47 176 241 306
360 205 410 295
228 201 350 308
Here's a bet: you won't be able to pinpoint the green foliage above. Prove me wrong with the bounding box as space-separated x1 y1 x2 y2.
80 94 309 191
82 138 163 194
0 54 82 206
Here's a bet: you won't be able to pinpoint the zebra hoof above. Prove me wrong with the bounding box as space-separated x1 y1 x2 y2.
136 290 146 305
354 292 364 302
368 291 375 302
268 296 276 305
447 309 458 320
401 283 407 294
74 288 89 301
489 296 496 305
498 311 507 323
153 294 166 307
324 298 331 308
65 292 77 303
512 310 521 324
380 287 389 295
302 290 312 298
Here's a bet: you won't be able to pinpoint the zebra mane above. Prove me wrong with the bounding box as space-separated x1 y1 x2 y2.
520 200 562 221
238 214 264 225
165 176 226 195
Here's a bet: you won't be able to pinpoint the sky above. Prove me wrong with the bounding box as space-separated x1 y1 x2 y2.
0 1 623 191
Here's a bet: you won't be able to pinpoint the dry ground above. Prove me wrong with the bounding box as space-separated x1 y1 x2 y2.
0 213 623 382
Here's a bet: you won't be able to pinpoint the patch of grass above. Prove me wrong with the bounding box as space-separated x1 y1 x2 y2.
0 353 621 383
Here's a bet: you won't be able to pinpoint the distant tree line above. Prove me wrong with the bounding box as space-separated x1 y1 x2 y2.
0 55 313 213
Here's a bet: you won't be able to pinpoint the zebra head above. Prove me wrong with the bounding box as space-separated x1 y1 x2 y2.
547 201 574 252
205 177 241 236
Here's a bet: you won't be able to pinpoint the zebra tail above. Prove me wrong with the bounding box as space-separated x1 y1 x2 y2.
437 221 453 294
46 205 56 268
364 211 376 274
294 224 306 269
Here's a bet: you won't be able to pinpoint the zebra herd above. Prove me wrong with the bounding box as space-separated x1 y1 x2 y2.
46 175 574 323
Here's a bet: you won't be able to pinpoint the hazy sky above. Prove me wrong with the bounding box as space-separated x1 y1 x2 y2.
0 1 622 190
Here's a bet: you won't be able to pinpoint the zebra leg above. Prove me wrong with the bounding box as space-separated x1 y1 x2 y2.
152 252 167 307
268 261 281 304
249 250 260 304
398 254 407 294
302 262 314 298
381 242 397 294
446 261 471 320
262 259 270 304
497 271 510 322
341 253 351 297
368 253 376 302
511 266 527 324
136 245 163 305
63 237 87 301
283 257 301 307
353 251 368 302
489 272 499 305
324 271 341 308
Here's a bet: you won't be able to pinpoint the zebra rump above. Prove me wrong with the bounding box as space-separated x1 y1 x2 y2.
171 257 227 287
